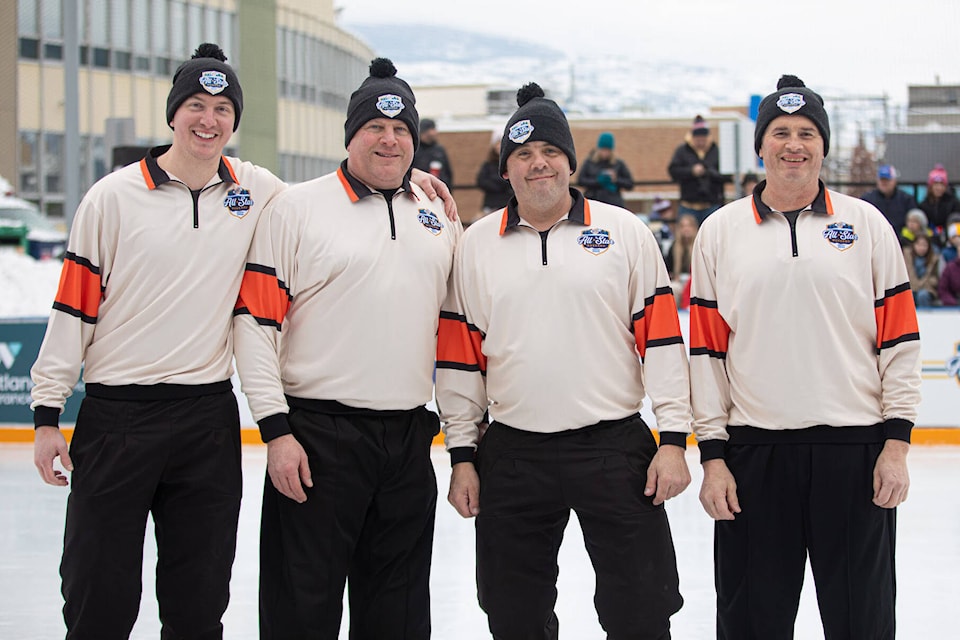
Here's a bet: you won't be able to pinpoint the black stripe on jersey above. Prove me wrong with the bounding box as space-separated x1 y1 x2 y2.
874 282 911 306
690 346 726 359
52 301 97 324
647 336 685 349
245 262 292 299
877 332 921 353
436 360 485 374
64 251 101 274
642 286 675 307
689 297 718 308
232 306 283 330
440 310 484 336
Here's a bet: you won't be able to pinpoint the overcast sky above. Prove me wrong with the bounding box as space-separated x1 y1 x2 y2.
335 0 957 104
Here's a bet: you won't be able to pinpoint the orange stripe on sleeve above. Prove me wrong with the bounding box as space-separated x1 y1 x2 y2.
875 286 920 350
236 267 290 328
437 314 486 373
53 256 102 322
689 299 730 357
633 289 683 358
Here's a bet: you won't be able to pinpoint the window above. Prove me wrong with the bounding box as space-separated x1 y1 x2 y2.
43 133 64 194
19 38 40 59
41 0 62 39
19 132 39 195
18 0 38 35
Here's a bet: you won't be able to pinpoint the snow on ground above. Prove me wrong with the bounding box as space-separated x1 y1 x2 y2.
0 248 61 318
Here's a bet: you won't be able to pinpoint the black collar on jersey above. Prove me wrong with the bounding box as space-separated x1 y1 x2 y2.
139 145 239 190
336 159 414 203
752 179 831 223
500 187 588 235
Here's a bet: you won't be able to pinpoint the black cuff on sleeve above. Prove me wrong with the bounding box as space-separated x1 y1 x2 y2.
449 446 476 466
34 406 61 429
658 431 688 449
258 413 291 443
882 418 913 444
698 439 726 464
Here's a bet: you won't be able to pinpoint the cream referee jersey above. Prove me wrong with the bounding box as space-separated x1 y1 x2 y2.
436 189 692 460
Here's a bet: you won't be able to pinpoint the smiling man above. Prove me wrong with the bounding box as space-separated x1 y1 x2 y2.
436 83 692 639
689 75 922 639
30 44 288 638
232 58 461 640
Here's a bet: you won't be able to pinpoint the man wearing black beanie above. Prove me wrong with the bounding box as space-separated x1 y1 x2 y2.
31 43 288 638
690 74 920 639
436 82 691 639
233 57 461 640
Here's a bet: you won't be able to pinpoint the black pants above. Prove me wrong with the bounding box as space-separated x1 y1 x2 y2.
475 416 683 640
259 402 439 640
716 442 897 640
61 392 242 640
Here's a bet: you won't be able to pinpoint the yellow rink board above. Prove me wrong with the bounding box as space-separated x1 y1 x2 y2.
5 427 960 447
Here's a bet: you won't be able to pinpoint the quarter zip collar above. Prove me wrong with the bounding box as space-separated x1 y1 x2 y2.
335 159 416 204
498 188 591 236
751 179 833 224
139 144 239 190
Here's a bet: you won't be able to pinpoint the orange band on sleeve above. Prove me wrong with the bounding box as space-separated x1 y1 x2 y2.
689 301 730 355
54 257 102 320
236 268 290 326
875 288 919 349
437 315 486 373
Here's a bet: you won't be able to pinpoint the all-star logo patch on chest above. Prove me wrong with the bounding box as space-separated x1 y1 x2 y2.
417 209 444 236
224 188 254 218
822 221 858 251
577 228 615 255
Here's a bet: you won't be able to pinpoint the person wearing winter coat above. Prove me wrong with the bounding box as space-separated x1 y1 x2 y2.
577 132 634 207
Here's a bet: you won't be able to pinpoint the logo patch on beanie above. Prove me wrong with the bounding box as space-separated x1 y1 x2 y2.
822 222 858 251
376 94 405 118
417 209 444 236
223 188 254 218
577 228 615 255
199 70 228 95
776 93 806 114
509 119 535 144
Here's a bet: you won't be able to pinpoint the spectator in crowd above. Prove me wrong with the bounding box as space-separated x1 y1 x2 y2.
919 163 959 244
666 213 698 307
233 58 461 639
903 234 941 308
862 164 917 232
413 117 454 188
943 215 960 263
476 130 513 218
668 115 731 224
648 196 675 257
690 74 920 639
437 82 690 640
740 172 759 198
940 225 960 306
900 208 935 247
577 132 635 207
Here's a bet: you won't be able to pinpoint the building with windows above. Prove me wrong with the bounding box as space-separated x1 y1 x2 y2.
3 0 373 218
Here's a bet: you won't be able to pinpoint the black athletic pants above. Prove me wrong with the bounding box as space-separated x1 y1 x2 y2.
60 391 242 640
716 441 897 640
475 416 683 640
259 401 439 640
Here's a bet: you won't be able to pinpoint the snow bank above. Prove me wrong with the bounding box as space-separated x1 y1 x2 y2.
0 248 61 319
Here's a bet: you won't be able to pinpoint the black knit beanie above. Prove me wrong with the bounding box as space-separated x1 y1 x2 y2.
166 43 243 131
344 58 420 150
754 74 830 156
499 83 577 176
